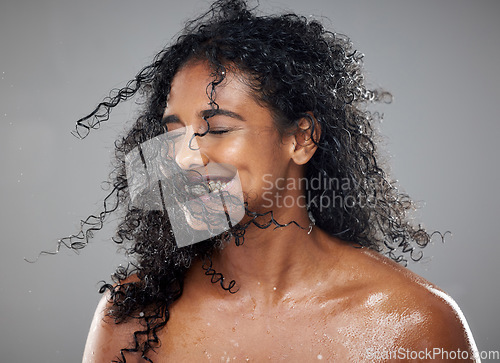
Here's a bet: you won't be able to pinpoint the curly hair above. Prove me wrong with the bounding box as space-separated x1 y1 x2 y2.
60 0 434 360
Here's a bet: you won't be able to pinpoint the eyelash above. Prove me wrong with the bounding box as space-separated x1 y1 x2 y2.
208 129 230 135
163 120 232 135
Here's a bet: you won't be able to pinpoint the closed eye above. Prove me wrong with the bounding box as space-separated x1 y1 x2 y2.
208 129 230 135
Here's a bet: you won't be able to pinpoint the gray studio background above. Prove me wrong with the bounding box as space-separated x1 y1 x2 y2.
1 0 499 361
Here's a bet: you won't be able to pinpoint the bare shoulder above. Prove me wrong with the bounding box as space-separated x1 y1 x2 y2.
82 278 144 363
330 243 479 360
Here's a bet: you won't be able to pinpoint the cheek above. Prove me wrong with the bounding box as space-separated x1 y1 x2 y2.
207 139 245 163
204 130 287 189
207 132 277 163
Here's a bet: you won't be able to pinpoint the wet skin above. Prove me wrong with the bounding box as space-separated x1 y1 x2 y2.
83 62 478 362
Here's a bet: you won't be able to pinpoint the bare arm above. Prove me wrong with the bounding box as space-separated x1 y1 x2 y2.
83 294 141 363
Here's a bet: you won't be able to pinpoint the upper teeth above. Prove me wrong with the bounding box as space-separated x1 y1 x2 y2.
208 180 227 193
185 180 228 196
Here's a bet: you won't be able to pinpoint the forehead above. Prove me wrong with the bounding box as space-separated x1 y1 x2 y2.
166 61 252 109
163 60 279 131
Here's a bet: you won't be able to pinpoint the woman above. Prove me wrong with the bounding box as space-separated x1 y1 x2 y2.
77 0 478 361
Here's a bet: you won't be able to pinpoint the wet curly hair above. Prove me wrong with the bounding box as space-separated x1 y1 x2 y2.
60 0 434 360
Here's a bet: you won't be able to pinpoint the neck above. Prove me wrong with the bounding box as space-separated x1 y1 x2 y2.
202 206 328 303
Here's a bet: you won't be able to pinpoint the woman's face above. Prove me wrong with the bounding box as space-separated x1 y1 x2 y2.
162 61 298 221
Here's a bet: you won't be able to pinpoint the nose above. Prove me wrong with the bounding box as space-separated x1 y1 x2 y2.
174 126 208 170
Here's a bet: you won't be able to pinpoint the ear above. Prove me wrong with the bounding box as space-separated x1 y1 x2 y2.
290 112 321 165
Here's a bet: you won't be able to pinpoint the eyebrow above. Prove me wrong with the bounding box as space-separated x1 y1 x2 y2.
162 108 246 125
200 108 246 121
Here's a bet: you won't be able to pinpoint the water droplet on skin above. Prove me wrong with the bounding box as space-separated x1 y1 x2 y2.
317 354 323 360
273 287 277 291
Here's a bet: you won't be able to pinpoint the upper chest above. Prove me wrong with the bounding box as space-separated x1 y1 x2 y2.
146 294 405 362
